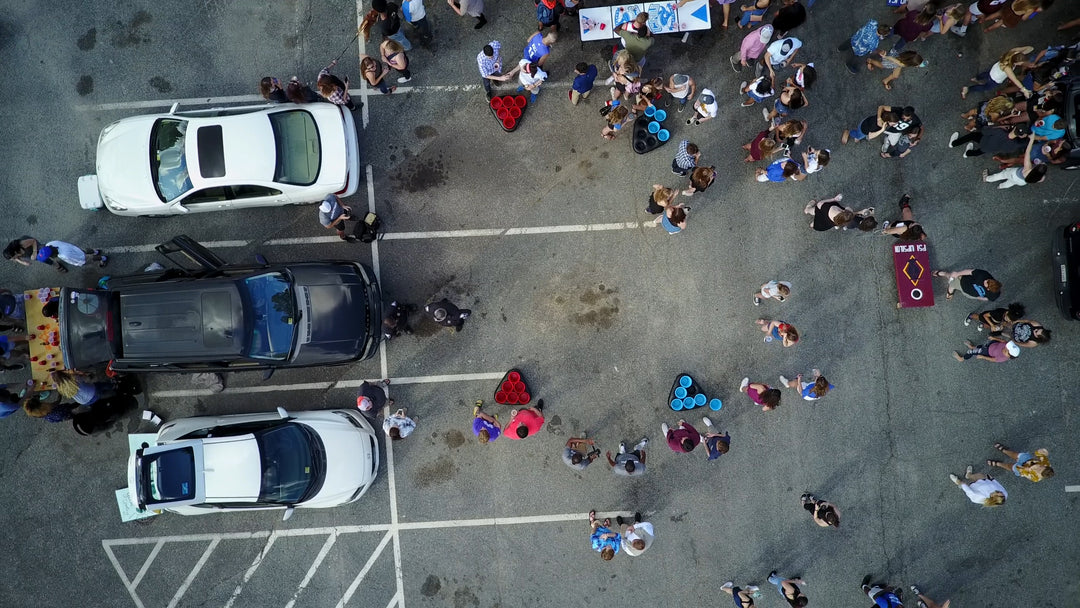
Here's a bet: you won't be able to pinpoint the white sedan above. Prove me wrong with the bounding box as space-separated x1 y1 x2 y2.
128 407 379 518
80 103 360 216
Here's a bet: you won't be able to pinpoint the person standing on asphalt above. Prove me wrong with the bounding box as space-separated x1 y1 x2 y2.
754 280 791 305
701 417 730 461
801 493 840 527
838 19 890 73
606 437 648 476
371 0 413 50
380 38 413 85
662 419 700 453
672 140 701 176
523 31 557 70
767 572 808 607
477 42 520 99
780 370 833 401
259 77 288 102
401 0 434 46
425 298 472 331
986 443 1054 481
318 194 354 241
35 240 108 271
861 581 905 608
383 407 417 440
447 0 487 30
516 60 548 104
588 510 621 560
563 435 600 470
731 24 774 73
356 379 391 416
909 585 950 608
756 318 799 346
721 582 761 607
771 0 806 36
320 60 359 107
506 399 545 439
570 62 597 105
952 338 1020 362
931 268 1001 302
949 464 1007 507
618 512 654 556
664 73 696 112
472 400 502 443
739 377 782 411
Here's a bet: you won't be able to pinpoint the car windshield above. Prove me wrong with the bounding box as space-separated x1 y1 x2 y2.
269 110 321 186
141 447 197 504
240 272 297 360
150 118 193 202
255 424 323 504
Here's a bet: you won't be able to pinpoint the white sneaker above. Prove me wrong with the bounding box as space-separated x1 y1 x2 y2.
702 416 713 427
779 375 790 386
740 377 750 391
746 585 761 594
604 76 615 85
948 131 959 148
963 142 975 157
739 80 747 92
661 422 670 436
721 582 734 591
397 76 412 84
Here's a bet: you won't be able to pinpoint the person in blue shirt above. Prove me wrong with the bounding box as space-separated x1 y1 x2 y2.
0 388 19 418
861 582 904 608
837 19 890 73
523 31 556 68
569 62 597 105
588 510 621 561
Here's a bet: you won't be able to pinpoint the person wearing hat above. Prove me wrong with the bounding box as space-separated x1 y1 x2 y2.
761 36 802 80
732 24 774 72
318 194 353 241
952 339 1020 362
687 89 717 125
36 240 108 271
516 59 548 103
357 379 391 417
424 298 472 332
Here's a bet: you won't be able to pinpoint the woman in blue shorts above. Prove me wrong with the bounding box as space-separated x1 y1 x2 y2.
841 111 894 144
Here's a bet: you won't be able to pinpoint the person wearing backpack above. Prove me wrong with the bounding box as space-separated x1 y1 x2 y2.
536 0 563 32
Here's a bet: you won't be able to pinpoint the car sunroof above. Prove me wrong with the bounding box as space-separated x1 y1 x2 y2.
196 125 226 178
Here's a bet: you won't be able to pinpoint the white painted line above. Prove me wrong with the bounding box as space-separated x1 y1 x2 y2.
380 222 645 240
224 532 279 608
285 531 338 608
385 590 403 608
263 236 342 246
104 531 273 546
396 512 601 530
167 538 219 608
334 529 394 608
108 240 248 254
1065 485 1080 492
130 539 164 589
102 542 147 608
149 372 506 398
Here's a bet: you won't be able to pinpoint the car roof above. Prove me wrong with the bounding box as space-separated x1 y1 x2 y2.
119 281 245 360
199 435 263 501
185 112 276 187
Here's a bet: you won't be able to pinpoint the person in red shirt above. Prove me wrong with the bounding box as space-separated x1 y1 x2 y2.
662 419 700 452
506 399 546 439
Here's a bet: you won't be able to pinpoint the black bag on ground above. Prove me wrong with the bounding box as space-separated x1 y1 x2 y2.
354 212 382 243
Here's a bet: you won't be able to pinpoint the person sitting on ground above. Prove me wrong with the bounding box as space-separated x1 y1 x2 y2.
952 339 1020 362
756 318 799 346
471 400 501 443
588 510 621 560
932 268 1001 301
563 435 600 470
781 370 832 401
965 302 1024 332
740 377 783 411
949 464 1007 506
986 442 1053 482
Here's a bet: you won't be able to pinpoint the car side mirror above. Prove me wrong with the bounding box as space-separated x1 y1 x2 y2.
254 253 269 266
276 407 289 419
168 102 179 115
282 506 294 521
171 203 190 214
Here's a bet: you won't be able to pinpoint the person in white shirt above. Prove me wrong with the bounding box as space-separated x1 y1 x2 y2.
401 0 432 44
517 60 548 102
687 89 717 126
950 465 1007 507
754 280 792 305
761 37 803 79
617 513 654 556
383 408 417 440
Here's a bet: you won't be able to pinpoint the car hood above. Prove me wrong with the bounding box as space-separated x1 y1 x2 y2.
290 265 374 365
300 418 376 507
97 116 166 211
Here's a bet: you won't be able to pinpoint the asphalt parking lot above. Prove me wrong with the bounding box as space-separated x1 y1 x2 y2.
1 0 1079 607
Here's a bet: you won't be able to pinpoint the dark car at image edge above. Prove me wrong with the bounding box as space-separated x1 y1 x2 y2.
1052 221 1080 321
58 236 382 372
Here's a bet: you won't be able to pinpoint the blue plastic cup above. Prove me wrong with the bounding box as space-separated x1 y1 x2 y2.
670 399 683 411
679 375 692 388
648 120 660 134
644 105 656 117
657 129 670 142
683 396 696 409
654 109 667 122
709 398 723 411
674 386 687 399
694 393 707 406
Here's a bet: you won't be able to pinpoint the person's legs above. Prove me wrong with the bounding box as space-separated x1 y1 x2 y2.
412 17 433 43
570 89 581 105
953 131 982 146
390 29 413 51
481 77 492 97
767 572 785 596
984 169 1011 183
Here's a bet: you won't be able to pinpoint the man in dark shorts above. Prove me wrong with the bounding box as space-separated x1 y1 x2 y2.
932 268 1002 302
425 298 472 332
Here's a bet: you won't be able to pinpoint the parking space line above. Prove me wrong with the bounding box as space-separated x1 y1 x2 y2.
285 531 338 608
167 538 218 608
1066 485 1080 492
385 591 403 608
129 539 164 590
223 532 279 608
149 372 505 398
334 529 394 608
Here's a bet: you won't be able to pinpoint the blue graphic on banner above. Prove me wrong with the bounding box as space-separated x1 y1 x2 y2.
647 2 678 34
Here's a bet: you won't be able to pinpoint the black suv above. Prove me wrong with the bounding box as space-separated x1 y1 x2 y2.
1053 221 1080 321
60 236 382 372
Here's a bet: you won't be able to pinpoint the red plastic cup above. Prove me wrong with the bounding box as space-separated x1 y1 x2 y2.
508 371 521 383
503 117 516 129
514 95 527 108
36 325 45 331
517 392 530 404
505 392 518 403
502 381 514 392
514 381 525 393
490 97 503 109
495 391 508 403
509 106 522 119
496 107 509 119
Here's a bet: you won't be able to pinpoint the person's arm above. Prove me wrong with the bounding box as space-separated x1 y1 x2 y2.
987 333 1008 343
764 52 776 79
784 47 800 66
447 0 464 15
476 411 500 426
687 78 696 100
1000 64 1029 96
868 124 888 139
605 451 616 467
976 354 997 361
639 449 646 463
1022 137 1036 174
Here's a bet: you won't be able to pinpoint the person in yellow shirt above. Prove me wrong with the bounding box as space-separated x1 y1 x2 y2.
987 443 1054 482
